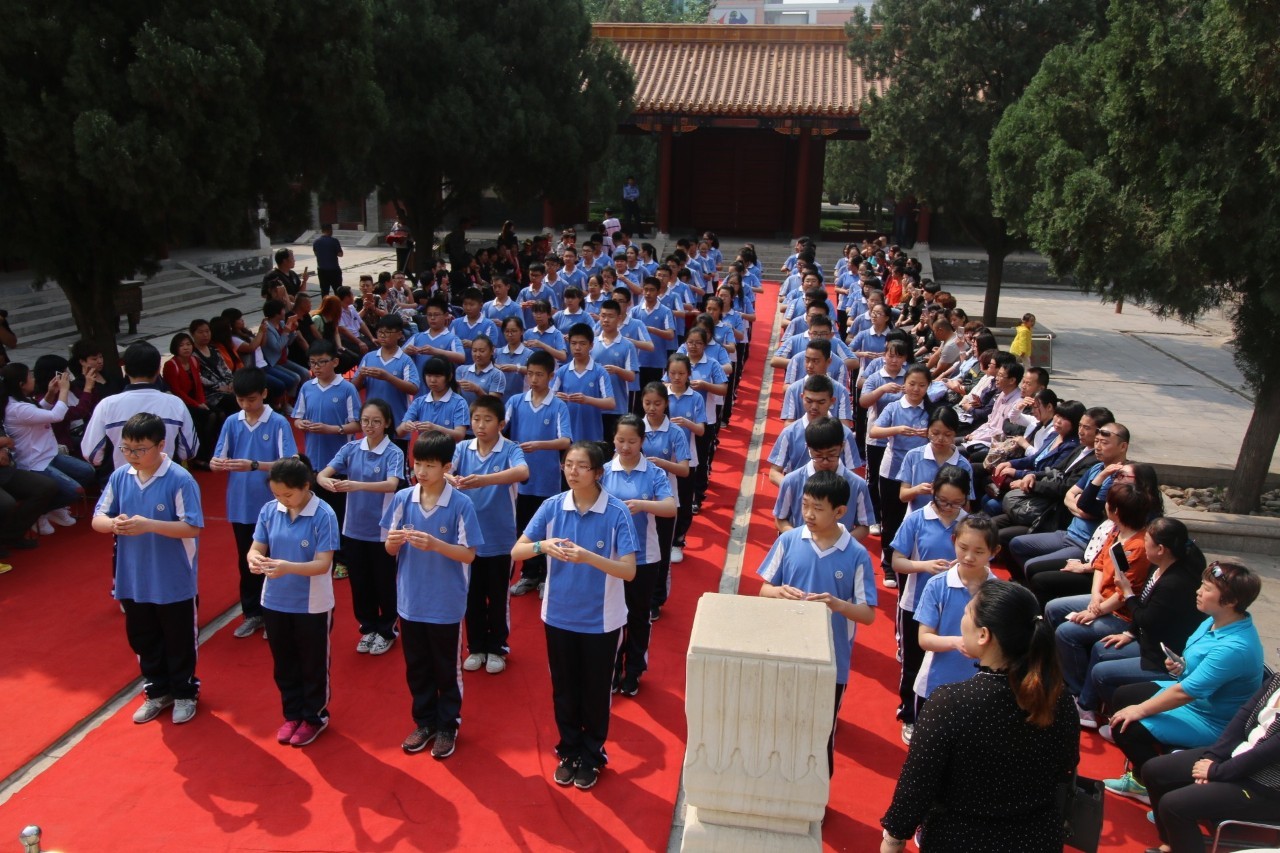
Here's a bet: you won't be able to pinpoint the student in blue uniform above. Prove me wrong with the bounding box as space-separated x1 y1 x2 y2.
758 470 877 776
399 357 470 444
406 297 465 374
493 317 531 406
912 514 1000 729
639 382 692 621
452 396 529 674
317 399 404 656
551 323 614 443
898 407 976 513
517 264 561 328
294 340 363 540
590 301 638 442
779 339 855 427
212 367 298 639
665 353 707 556
505 350 573 598
250 455 341 747
524 301 568 363
483 275 522 326
868 363 932 587
858 340 910 533
553 287 591 334
512 440 638 791
91 413 204 726
774 417 873 542
767 375 861 486
383 432 482 761
679 327 728 511
450 288 499 365
354 315 420 428
600 415 675 697
631 277 676 396
889 465 972 744
455 335 506 408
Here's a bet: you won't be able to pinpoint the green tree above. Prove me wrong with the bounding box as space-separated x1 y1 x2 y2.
823 139 888 225
990 0 1280 512
585 0 714 24
0 0 382 367
846 0 1102 324
370 0 634 272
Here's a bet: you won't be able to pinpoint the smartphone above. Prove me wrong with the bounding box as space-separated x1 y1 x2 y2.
1160 642 1186 670
1109 541 1130 576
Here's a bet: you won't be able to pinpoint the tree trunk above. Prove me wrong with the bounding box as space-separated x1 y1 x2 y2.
1224 374 1280 513
60 273 122 376
983 249 1005 328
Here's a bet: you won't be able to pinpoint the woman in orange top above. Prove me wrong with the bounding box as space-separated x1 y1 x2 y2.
163 331 217 467
1045 481 1152 709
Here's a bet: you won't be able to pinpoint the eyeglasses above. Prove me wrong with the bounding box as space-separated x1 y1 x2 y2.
359 418 385 426
808 449 842 462
120 444 157 458
562 462 595 472
933 496 964 511
309 359 334 367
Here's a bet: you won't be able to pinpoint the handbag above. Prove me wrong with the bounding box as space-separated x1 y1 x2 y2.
1058 773 1105 853
1002 488 1056 530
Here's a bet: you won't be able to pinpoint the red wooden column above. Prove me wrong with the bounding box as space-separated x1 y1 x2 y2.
916 205 932 244
791 127 812 237
657 126 673 235
542 198 556 230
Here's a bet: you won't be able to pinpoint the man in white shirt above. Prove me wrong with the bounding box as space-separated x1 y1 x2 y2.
961 362 1024 463
81 342 198 469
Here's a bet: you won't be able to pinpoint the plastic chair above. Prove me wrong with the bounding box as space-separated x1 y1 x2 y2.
1210 819 1280 853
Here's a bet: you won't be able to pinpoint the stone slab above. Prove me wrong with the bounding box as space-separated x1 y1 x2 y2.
681 805 822 853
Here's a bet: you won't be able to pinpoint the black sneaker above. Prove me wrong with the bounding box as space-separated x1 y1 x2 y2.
553 757 577 786
401 725 437 754
611 669 624 694
619 675 640 697
431 730 456 760
573 762 600 790
649 606 661 623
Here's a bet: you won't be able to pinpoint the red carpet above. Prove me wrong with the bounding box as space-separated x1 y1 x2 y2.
0 474 242 777
1 292 1163 851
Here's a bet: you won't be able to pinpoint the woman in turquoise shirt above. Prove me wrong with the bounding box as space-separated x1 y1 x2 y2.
1101 560 1264 804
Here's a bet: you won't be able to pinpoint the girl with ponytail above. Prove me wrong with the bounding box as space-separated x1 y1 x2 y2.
880 580 1078 852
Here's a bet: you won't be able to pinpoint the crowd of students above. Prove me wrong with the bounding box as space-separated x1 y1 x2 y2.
4 227 1275 850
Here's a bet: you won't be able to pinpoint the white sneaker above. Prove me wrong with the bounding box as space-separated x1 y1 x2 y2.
132 695 173 724
463 653 487 672
1098 724 1115 744
485 655 507 674
901 723 914 744
1075 698 1099 730
883 577 898 589
368 634 395 656
670 546 684 564
49 507 77 526
35 516 55 536
869 524 882 537
172 698 198 724
356 632 377 654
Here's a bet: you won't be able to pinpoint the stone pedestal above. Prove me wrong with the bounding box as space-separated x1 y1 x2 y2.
681 593 836 852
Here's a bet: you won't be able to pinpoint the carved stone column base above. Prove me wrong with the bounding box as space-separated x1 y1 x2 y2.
682 806 822 852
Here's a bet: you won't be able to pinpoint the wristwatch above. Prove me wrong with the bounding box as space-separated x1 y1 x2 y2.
533 541 542 556
250 460 259 471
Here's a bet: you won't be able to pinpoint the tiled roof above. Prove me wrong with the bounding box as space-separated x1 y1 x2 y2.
594 24 882 118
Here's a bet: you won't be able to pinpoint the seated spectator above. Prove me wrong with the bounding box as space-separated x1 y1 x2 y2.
1045 482 1153 706
287 293 319 366
0 362 94 531
1102 561 1265 807
163 332 220 468
1142 668 1280 853
189 319 240 418
984 396 1081 513
0 422 59 557
312 295 361 373
1007 421 1129 582
1028 459 1159 605
1076 517 1206 729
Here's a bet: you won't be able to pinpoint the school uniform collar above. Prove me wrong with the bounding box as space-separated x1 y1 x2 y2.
607 455 650 474
359 435 391 454
897 396 925 412
560 489 609 514
374 349 405 365
235 409 273 429
688 352 710 366
467 362 497 376
429 388 456 403
276 493 321 516
944 563 997 588
311 374 348 390
646 417 671 433
596 332 622 348
491 296 513 309
669 386 696 400
522 389 553 411
471 435 508 456
460 315 486 329
922 502 969 526
569 357 598 375
502 343 529 356
411 482 455 508
878 365 906 380
560 308 585 317
128 454 174 481
799 523 853 555
800 459 849 478
923 445 963 465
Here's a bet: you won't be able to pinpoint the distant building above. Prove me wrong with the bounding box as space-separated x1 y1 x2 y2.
708 0 867 26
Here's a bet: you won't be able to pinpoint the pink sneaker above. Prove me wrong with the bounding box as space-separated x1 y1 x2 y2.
276 720 301 744
289 718 329 747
